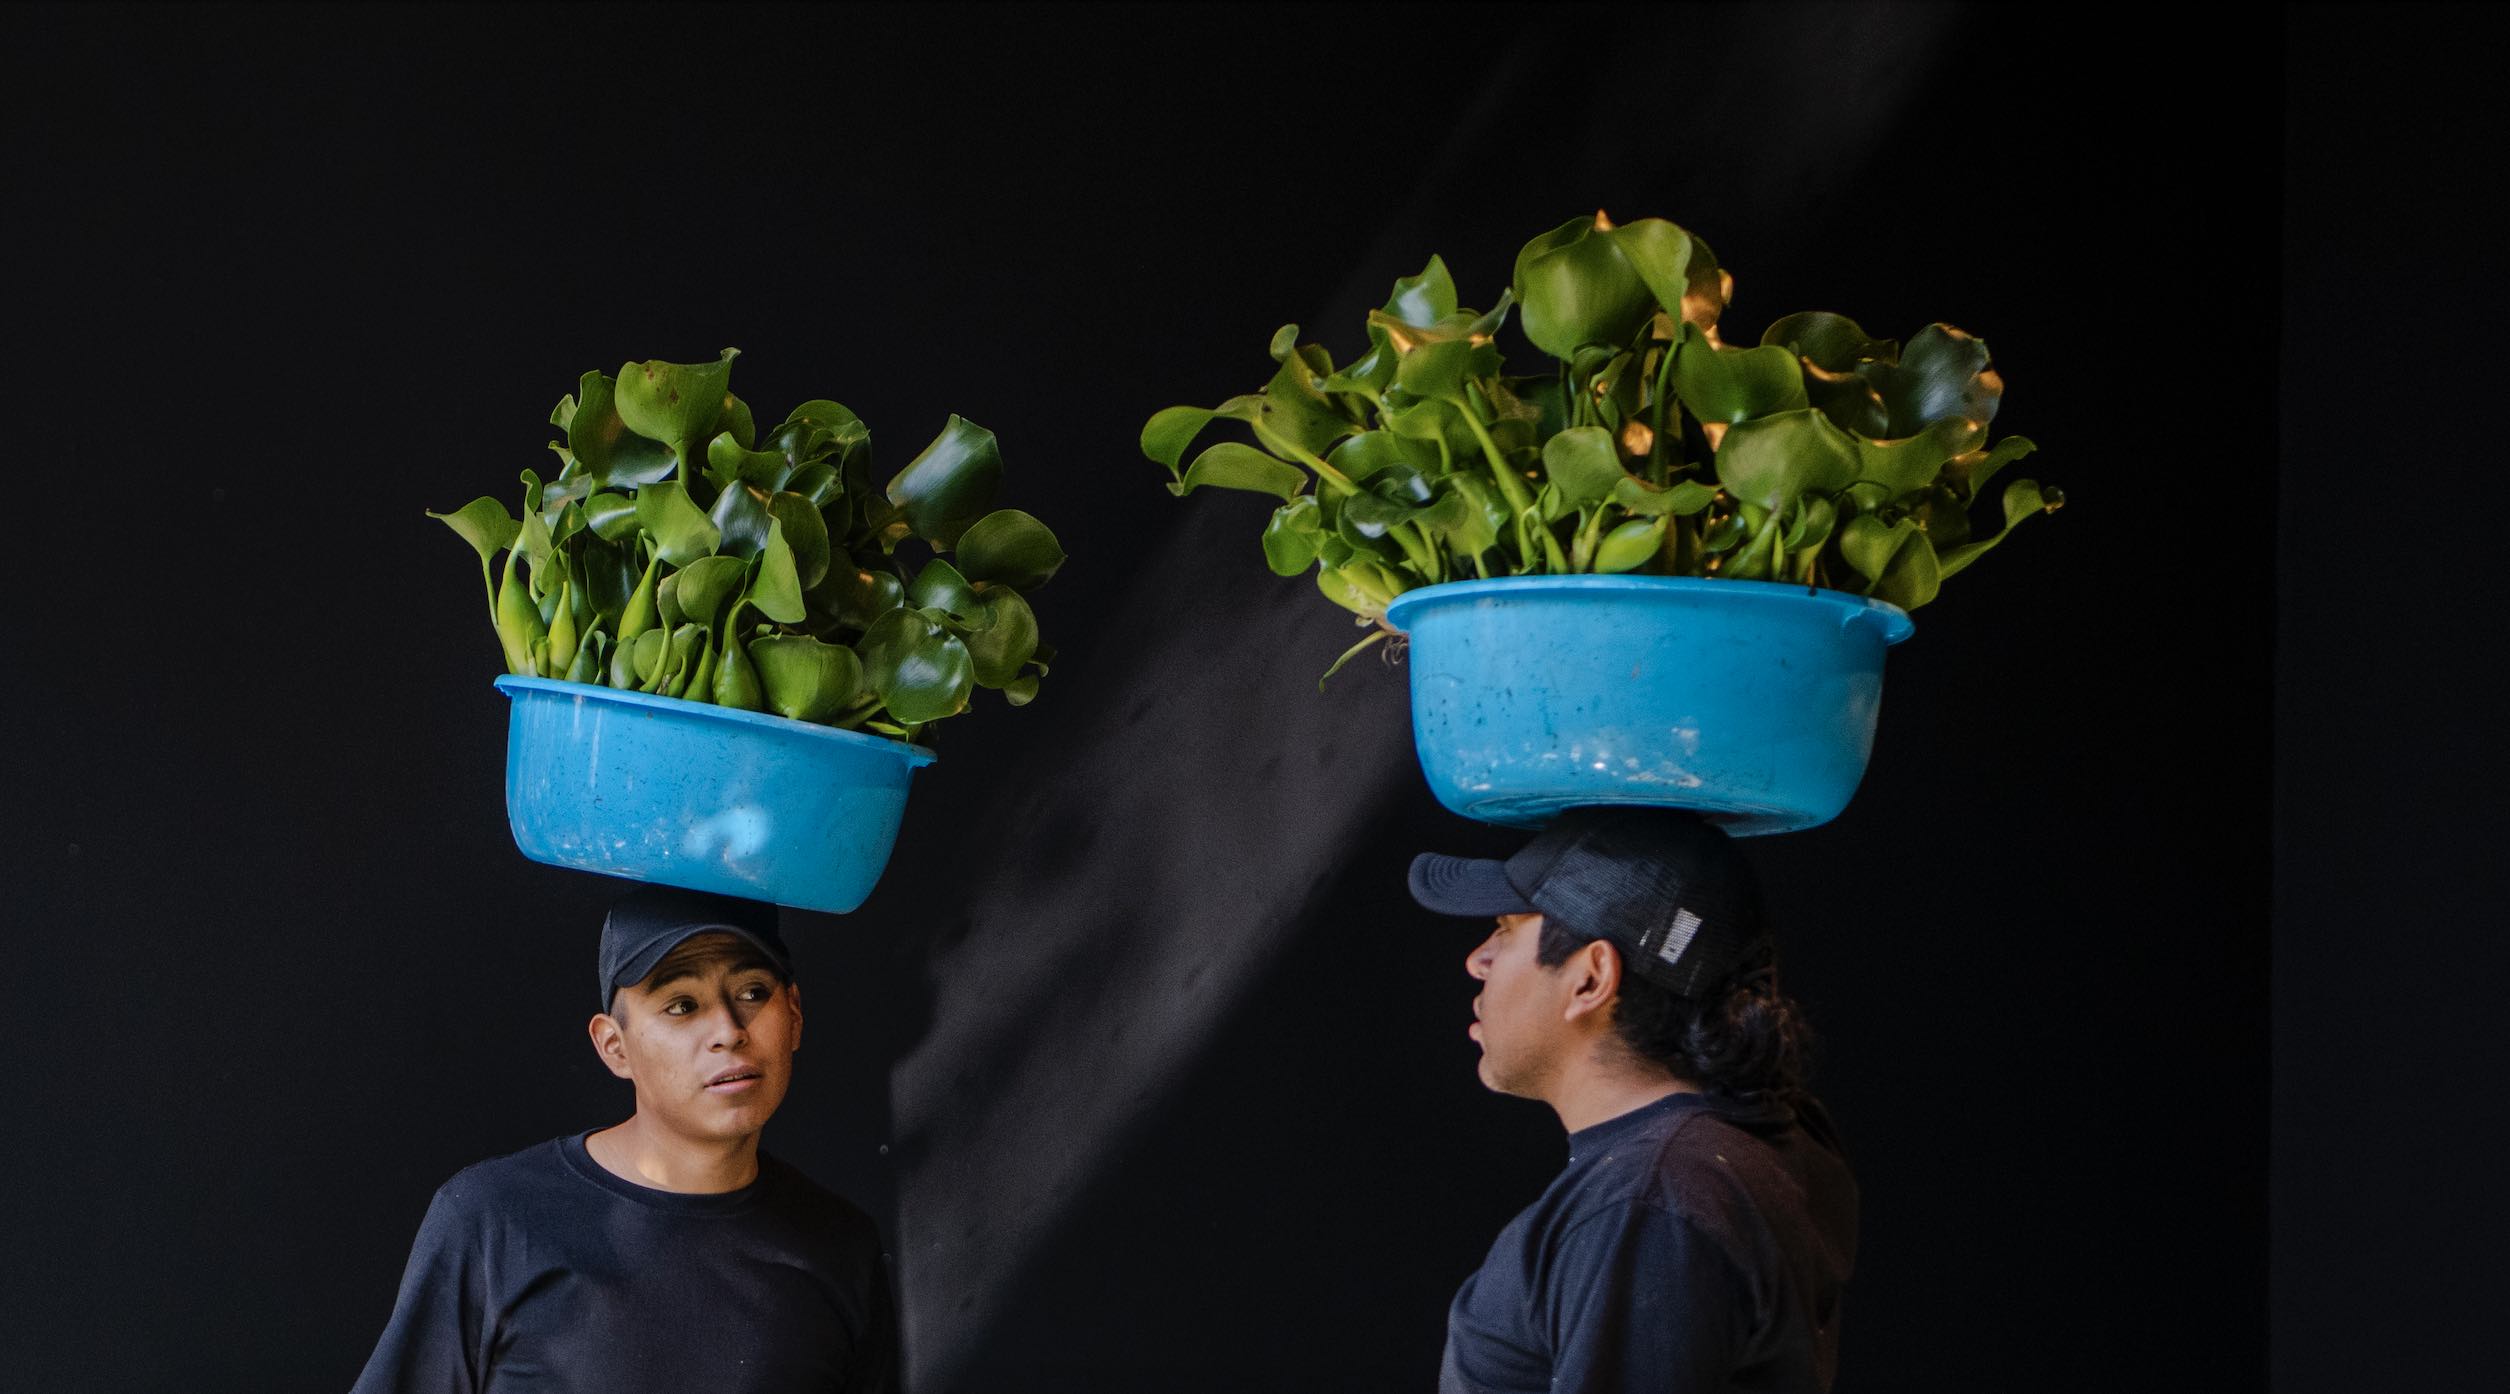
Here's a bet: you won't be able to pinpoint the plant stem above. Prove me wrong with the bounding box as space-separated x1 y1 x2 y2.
1387 522 1437 579
1458 409 1535 517
1574 507 1607 572
1408 521 1448 582
1249 422 1358 496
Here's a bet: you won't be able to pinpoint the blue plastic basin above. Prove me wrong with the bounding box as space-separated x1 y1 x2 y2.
495 676 935 913
1382 576 1914 834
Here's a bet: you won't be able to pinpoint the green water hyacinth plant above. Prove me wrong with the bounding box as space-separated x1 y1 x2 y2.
1143 213 2061 676
433 350 1062 742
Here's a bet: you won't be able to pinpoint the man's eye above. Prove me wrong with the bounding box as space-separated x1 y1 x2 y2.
738 983 771 1001
663 999 695 1016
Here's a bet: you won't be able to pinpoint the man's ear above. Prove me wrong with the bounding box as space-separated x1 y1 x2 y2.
787 981 803 1052
588 1011 634 1081
1561 939 1622 1024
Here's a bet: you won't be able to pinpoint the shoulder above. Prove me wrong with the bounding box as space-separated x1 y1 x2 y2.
421 1136 578 1226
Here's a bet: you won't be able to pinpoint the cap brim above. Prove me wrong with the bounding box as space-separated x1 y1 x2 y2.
612 923 790 996
1408 853 1537 918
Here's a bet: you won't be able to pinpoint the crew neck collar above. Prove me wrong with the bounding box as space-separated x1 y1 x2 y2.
1565 1087 1801 1163
558 1129 774 1215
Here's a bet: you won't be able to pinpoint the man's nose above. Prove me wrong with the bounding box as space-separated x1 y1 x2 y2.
1465 936 1495 980
702 996 751 1046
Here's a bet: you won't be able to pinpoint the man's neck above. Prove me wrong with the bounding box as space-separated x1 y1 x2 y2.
1546 1048 1696 1134
585 1114 762 1194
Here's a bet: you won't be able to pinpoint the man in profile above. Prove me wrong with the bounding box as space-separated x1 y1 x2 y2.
351 887 899 1392
1409 807 1858 1392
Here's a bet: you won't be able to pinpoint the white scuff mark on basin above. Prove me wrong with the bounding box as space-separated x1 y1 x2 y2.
682 806 772 864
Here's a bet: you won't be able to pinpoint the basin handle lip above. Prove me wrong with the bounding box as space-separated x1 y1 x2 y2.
1842 601 1917 647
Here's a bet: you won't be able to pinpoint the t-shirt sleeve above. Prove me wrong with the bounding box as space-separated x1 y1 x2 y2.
348 1186 490 1394
1545 1201 1751 1393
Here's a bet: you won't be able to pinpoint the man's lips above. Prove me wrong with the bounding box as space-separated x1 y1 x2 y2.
705 1066 764 1091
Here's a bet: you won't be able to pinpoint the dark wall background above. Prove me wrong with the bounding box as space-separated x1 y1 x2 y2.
2 2 2447 1390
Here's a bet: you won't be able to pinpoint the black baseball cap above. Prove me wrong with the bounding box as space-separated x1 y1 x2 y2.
1407 808 1771 998
597 886 793 1012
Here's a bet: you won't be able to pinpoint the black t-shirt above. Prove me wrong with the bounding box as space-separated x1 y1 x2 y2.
1440 1090 1858 1394
350 1132 899 1393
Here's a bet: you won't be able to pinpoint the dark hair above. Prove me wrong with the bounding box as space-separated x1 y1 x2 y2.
1536 918 1814 1100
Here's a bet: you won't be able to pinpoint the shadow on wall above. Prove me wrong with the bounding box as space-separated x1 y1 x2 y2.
845 8 1962 1389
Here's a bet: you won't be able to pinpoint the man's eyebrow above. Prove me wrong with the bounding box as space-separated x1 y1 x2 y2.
639 950 781 994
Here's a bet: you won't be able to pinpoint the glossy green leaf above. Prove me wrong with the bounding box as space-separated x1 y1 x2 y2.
1254 355 1359 460
719 394 756 450
1716 409 1861 513
767 491 831 591
1613 477 1718 517
810 565 908 632
1783 496 1839 555
1938 478 2060 580
965 587 1040 688
1434 475 1503 557
579 535 638 627
955 509 1065 590
1263 496 1326 576
615 349 738 453
1852 414 1985 496
1513 216 1654 358
709 480 774 559
1760 312 1893 372
634 480 720 566
907 558 982 621
1718 511 1786 582
430 496 519 563
859 608 974 724
1140 400 1257 471
583 491 640 542
1865 324 2001 437
1267 323 1301 361
1871 529 1942 610
1384 254 1458 328
1603 218 1711 324
1172 442 1306 502
780 399 869 461
787 462 843 512
1947 434 2039 502
1393 336 1476 402
656 570 686 630
707 432 793 493
1594 516 1669 573
1542 427 1630 508
1840 516 1915 589
748 635 864 723
1670 322 1809 424
628 627 669 690
568 371 676 487
673 555 750 630
886 414 1002 549
745 519 806 625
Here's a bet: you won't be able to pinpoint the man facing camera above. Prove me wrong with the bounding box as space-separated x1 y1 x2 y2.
1410 808 1857 1394
351 888 898 1393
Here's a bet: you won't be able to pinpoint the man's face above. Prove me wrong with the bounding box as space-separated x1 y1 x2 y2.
594 932 802 1144
1464 912 1576 1098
